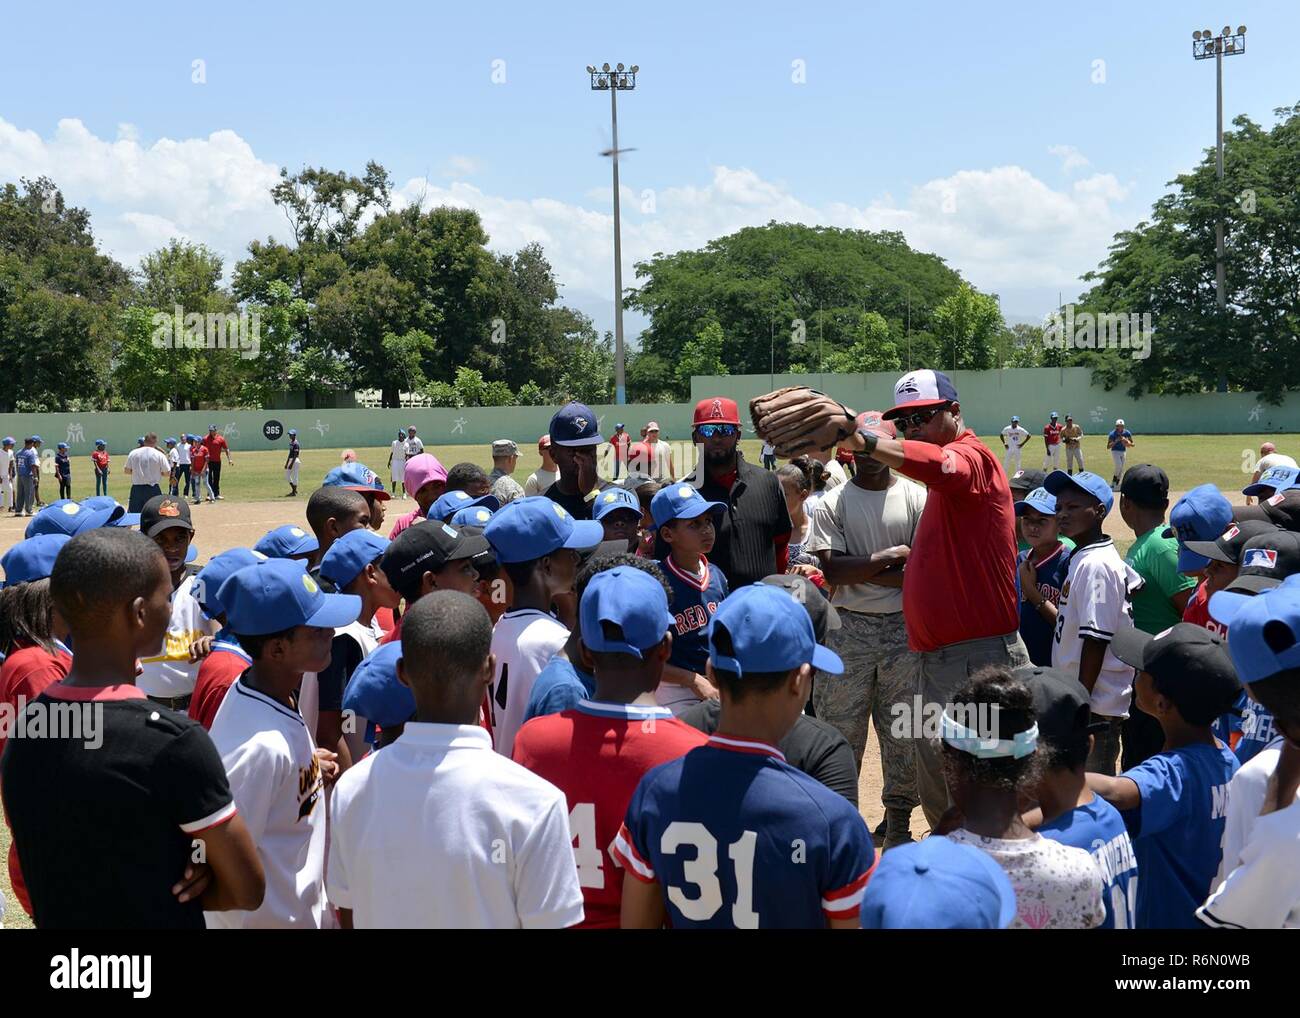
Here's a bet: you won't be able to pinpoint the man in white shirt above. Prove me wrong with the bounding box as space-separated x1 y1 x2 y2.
124 433 175 513
404 426 424 459
1245 442 1299 505
642 423 675 482
328 590 584 928
388 428 408 497
0 436 13 512
1000 416 1031 475
524 434 558 497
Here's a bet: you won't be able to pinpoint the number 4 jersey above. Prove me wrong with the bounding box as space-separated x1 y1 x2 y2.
512 699 709 928
612 735 875 928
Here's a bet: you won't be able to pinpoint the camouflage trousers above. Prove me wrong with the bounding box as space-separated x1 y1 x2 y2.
813 609 920 811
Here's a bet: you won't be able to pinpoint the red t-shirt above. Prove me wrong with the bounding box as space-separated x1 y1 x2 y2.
611 432 631 463
1182 580 1225 638
512 700 707 928
1043 423 1063 447
897 430 1019 653
190 445 209 473
91 450 109 471
201 434 229 460
1 641 73 916
387 509 424 540
187 642 252 730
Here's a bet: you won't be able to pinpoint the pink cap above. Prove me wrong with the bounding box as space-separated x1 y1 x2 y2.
646 421 661 432
404 452 447 494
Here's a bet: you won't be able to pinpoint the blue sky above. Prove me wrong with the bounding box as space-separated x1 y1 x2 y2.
3 0 1295 334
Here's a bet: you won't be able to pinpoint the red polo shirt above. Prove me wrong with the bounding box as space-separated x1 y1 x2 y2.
897 430 1019 653
201 433 229 460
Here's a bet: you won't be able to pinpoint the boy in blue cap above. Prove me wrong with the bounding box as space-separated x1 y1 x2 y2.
427 489 500 524
592 487 643 552
189 548 267 729
860 836 1016 929
91 439 110 497
1045 469 1143 774
340 642 411 750
1087 623 1241 928
253 524 320 565
206 558 361 929
1014 486 1070 667
614 583 874 928
54 442 71 499
482 496 603 754
652 483 731 714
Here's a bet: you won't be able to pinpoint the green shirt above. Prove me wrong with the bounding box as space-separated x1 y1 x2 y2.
1125 525 1197 634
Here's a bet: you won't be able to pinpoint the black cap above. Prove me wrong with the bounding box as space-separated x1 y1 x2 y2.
1110 623 1241 725
139 494 194 537
1014 665 1094 745
760 574 841 644
1234 489 1300 532
1184 520 1280 565
380 520 490 588
1223 530 1300 593
1008 468 1046 494
1119 464 1170 508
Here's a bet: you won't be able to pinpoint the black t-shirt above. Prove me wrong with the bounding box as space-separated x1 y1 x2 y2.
315 633 364 712
1 685 235 929
676 699 859 807
542 480 595 520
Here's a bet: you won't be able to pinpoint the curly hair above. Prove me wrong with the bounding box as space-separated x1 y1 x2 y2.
941 666 1041 793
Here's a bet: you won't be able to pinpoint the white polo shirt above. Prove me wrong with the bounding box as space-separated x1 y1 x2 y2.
206 677 330 929
136 573 219 698
328 722 583 928
125 445 172 487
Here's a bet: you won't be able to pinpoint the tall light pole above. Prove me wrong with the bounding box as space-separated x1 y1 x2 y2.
1193 25 1246 391
588 62 638 405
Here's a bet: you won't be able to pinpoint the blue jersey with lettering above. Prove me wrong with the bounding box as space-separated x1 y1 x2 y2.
612 735 874 928
1039 793 1138 929
1235 697 1277 764
659 556 729 675
1015 543 1071 666
1120 741 1238 928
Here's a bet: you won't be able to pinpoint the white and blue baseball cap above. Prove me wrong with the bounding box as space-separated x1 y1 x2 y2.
449 504 495 528
548 401 604 447
1044 469 1113 515
580 567 674 659
322 461 391 501
25 499 121 538
79 496 140 529
1165 484 1234 572
1243 465 1300 498
253 525 320 560
593 486 643 522
883 370 959 420
319 529 390 589
708 583 844 677
428 490 500 522
861 836 1016 930
483 496 603 564
1 437 13 446
1 534 72 588
194 548 268 618
651 483 726 528
1013 487 1056 517
1010 415 1020 423
1213 577 1300 684
219 558 360 636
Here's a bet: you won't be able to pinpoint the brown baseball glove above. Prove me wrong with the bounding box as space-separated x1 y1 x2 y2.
749 387 859 457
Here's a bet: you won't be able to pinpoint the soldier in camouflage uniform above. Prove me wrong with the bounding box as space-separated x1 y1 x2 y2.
488 438 526 506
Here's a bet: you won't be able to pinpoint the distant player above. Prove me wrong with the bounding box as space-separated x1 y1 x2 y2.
1061 414 1084 475
1106 418 1134 489
1244 442 1297 505
388 429 408 497
1041 412 1063 470
1 436 15 512
90 438 110 497
404 425 424 458
1000 416 1030 474
284 428 301 497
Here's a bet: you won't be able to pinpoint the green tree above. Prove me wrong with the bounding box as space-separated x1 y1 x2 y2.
931 282 1003 371
676 319 728 389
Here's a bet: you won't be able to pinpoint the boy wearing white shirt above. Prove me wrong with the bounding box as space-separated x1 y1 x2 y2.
1000 416 1031 474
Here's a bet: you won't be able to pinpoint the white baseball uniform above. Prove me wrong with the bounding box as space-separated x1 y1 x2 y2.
1001 425 1029 473
0 446 13 509
390 439 407 484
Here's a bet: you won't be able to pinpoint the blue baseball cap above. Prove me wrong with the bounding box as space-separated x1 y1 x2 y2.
708 584 844 677
287 428 297 437
592 486 642 521
428 490 500 522
342 643 413 731
25 499 121 538
56 442 68 450
322 461 391 501
861 837 1016 930
883 370 959 420
1243 465 1300 497
94 438 105 446
136 436 145 444
208 424 217 431
449 504 495 528
1 437 13 446
651 483 727 528
165 437 176 445
1214 577 1300 684
253 525 320 559
219 558 360 636
1 534 72 588
1044 469 1113 515
194 548 268 618
1013 486 1056 517
483 496 603 564
1165 484 1234 572
185 544 199 565
579 567 674 658
549 401 603 447
30 435 42 443
319 529 390 589
1010 415 1020 422
79 496 140 529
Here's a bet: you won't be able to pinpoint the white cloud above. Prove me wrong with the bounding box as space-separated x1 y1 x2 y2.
1048 144 1091 174
439 154 482 178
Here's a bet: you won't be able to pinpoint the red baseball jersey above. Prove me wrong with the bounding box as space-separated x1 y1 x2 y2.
512 699 707 928
188 640 252 730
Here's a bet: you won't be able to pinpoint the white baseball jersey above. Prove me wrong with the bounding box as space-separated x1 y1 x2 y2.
168 447 180 468
0 447 14 477
327 722 584 928
1001 425 1030 449
125 445 172 487
1051 538 1143 718
206 677 330 929
137 574 219 698
404 436 424 458
1212 740 1282 888
390 440 407 481
487 609 570 756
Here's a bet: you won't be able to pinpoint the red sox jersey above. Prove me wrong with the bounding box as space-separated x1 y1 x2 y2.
659 556 728 712
511 699 707 928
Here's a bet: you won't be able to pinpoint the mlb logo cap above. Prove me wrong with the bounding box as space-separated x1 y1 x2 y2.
1183 520 1279 566
651 483 727 528
861 837 1016 930
483 496 603 564
253 525 319 560
1213 577 1300 685
194 548 268 618
219 558 360 636
692 397 741 427
1243 465 1300 498
707 583 843 677
855 410 896 441
1 534 71 588
549 401 603 447
1217 531 1300 595
580 567 675 659
1110 623 1241 725
428 490 500 522
323 461 391 501
592 486 642 521
1234 489 1300 533
319 529 390 590
1166 484 1234 571
882 370 959 420
1044 470 1113 515
1013 487 1056 517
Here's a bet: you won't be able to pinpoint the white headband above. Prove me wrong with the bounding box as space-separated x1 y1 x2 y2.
941 710 1038 759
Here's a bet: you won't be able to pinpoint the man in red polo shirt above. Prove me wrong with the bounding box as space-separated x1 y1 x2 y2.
750 370 1029 830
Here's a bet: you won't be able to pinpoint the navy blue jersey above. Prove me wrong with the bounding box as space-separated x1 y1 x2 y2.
660 556 729 675
1039 793 1138 929
612 735 874 928
1016 543 1071 666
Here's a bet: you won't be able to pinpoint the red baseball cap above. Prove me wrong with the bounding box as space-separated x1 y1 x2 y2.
693 397 741 427
855 410 896 442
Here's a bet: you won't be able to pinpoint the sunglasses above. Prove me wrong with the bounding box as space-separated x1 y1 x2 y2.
696 424 740 438
895 404 950 430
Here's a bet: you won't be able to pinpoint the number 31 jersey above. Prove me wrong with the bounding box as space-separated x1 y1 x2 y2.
612 735 875 928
